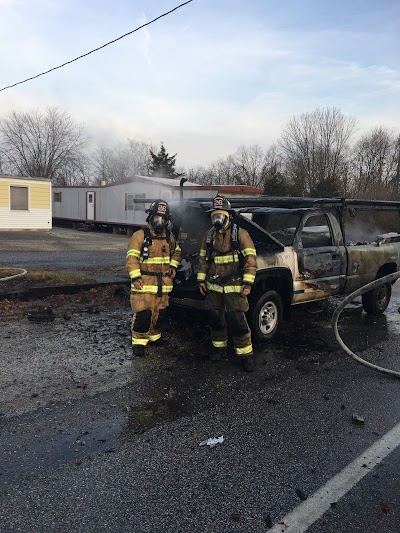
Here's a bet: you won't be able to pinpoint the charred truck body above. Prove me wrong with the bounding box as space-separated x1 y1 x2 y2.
171 197 400 342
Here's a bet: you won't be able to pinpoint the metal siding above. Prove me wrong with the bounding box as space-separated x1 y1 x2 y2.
0 177 51 229
51 182 248 225
0 208 52 229
53 188 85 219
0 180 8 207
30 182 51 209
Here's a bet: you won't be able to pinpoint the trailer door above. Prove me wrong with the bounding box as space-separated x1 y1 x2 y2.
86 191 96 220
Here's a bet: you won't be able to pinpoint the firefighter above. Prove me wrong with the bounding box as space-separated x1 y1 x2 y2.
126 199 181 357
197 195 257 372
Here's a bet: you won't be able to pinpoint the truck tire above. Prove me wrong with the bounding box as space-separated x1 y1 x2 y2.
362 282 392 315
249 290 283 343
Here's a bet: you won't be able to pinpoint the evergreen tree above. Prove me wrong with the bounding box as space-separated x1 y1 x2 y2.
149 142 183 179
262 163 292 196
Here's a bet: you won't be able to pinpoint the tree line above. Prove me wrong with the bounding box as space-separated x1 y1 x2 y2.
0 106 399 199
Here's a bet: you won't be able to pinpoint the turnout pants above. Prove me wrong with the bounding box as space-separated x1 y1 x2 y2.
205 291 253 358
130 292 169 347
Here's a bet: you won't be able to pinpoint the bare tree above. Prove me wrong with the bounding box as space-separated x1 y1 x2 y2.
92 139 152 184
0 107 90 184
186 165 215 185
352 127 392 194
279 107 357 196
233 144 267 187
390 134 400 197
127 139 152 176
350 127 400 199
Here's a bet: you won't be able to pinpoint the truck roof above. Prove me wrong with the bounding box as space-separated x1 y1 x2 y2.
170 196 400 211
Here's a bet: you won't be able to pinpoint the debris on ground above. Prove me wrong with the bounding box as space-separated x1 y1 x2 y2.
295 487 308 500
27 307 55 322
265 513 273 528
0 285 129 320
199 436 224 447
352 413 365 425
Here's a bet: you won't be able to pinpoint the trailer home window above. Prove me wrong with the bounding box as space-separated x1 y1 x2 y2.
126 193 145 211
54 192 62 202
10 186 29 210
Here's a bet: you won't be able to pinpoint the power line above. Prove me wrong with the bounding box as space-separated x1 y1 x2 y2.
0 0 193 92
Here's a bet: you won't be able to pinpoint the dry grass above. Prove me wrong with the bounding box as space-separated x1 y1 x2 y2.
0 268 95 284
0 285 129 320
24 270 96 284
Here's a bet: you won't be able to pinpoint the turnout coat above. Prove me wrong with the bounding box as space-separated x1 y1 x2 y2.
197 225 257 292
126 225 181 300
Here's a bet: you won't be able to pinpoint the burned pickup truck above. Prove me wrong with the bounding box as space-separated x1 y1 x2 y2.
170 196 400 342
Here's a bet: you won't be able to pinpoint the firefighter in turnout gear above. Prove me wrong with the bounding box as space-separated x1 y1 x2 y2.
126 200 181 357
197 196 257 372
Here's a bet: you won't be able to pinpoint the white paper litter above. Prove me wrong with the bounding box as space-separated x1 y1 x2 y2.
199 435 224 447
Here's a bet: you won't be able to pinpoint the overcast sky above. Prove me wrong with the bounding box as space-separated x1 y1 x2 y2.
0 0 399 168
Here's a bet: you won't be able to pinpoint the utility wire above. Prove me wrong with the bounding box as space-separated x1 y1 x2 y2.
0 0 193 92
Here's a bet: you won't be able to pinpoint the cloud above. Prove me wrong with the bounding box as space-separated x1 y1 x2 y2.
0 1 399 167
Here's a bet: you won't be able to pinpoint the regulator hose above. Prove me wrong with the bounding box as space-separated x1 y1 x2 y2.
332 271 400 379
0 267 27 282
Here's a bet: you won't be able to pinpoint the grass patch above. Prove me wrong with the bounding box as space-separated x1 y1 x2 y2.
24 270 96 285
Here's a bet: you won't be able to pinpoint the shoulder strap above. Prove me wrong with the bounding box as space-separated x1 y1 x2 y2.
205 227 215 261
141 227 153 259
231 223 240 252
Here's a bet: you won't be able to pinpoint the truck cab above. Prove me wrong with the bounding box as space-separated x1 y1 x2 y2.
170 196 400 343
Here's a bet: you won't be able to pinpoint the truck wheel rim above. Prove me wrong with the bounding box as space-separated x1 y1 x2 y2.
259 301 278 334
376 285 388 307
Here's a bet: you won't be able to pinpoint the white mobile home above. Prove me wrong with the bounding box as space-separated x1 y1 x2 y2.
0 175 52 230
52 175 262 233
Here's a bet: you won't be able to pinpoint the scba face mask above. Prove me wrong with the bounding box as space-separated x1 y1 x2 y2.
212 213 228 230
152 215 167 234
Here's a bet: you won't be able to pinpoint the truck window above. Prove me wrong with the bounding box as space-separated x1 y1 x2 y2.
252 213 301 245
300 215 333 248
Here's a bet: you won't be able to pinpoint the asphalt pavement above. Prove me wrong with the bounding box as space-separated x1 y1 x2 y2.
1 227 400 532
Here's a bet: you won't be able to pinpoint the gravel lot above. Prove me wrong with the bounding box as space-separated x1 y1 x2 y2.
0 227 129 286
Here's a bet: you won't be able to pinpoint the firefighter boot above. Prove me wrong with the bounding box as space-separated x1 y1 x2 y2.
151 338 170 348
209 347 227 362
241 354 256 372
131 345 146 357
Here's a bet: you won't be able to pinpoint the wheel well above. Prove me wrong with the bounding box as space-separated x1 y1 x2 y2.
251 273 292 319
377 262 397 280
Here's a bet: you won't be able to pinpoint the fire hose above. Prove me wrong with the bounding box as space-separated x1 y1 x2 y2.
0 267 27 282
332 271 400 379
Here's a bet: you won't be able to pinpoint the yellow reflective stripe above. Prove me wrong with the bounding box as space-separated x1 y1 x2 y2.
199 249 207 257
241 248 257 256
129 269 141 279
223 285 242 293
214 255 239 264
131 285 173 293
243 273 255 283
235 344 253 355
205 281 224 292
170 259 179 268
149 333 161 342
140 257 171 264
175 244 181 251
197 272 206 281
132 338 149 346
212 340 227 348
127 249 141 258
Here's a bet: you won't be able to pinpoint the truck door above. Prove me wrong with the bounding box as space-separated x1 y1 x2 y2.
295 213 346 296
86 191 96 221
